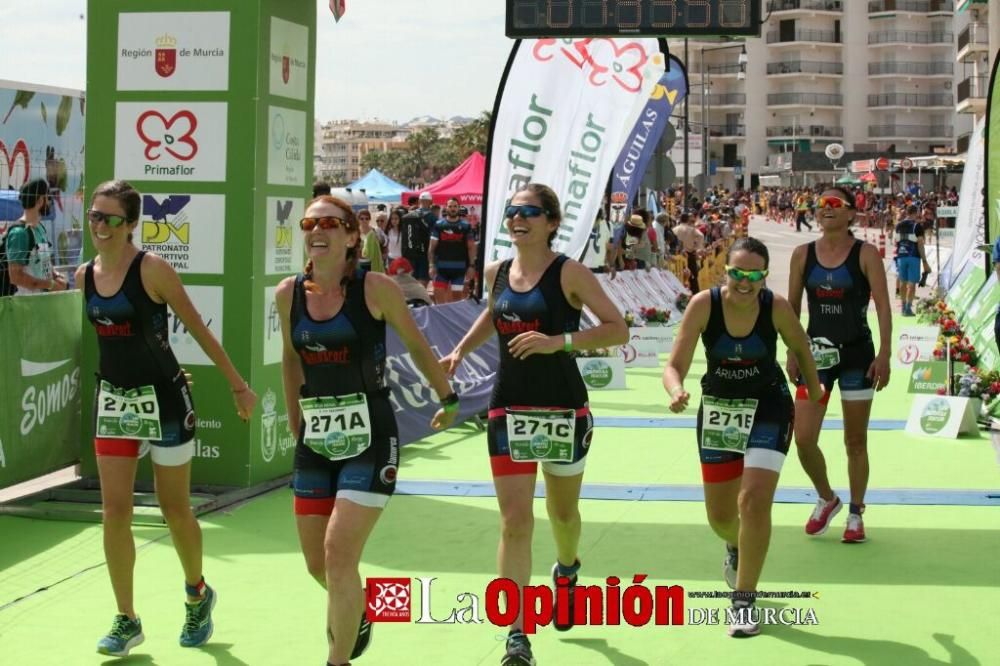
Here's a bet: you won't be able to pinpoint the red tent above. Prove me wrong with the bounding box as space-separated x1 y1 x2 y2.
402 152 485 206
860 172 877 183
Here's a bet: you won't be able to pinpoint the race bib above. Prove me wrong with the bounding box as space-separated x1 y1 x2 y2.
810 337 841 370
299 393 372 461
96 381 162 440
506 408 575 463
700 396 758 454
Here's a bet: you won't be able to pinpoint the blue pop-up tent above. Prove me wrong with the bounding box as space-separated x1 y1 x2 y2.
347 169 408 203
0 189 24 221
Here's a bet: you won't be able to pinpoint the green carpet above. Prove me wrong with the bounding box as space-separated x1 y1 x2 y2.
1 310 998 665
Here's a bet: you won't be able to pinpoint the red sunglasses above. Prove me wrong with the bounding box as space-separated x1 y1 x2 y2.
817 196 852 209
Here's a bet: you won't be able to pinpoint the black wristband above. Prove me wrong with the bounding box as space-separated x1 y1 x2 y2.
440 391 459 407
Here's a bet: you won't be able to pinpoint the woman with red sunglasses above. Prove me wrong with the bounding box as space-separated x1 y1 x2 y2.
440 184 627 666
274 195 457 666
787 186 893 545
664 236 822 637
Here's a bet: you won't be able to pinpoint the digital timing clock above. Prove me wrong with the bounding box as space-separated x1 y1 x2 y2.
506 1 761 37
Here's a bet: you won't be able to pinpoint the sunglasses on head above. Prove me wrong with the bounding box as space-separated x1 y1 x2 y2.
87 209 129 227
299 216 348 231
505 204 548 219
726 266 769 283
817 196 852 209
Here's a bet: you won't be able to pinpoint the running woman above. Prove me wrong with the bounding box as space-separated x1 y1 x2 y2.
275 195 458 666
428 197 476 304
787 186 892 543
441 184 627 666
78 180 258 657
664 237 823 637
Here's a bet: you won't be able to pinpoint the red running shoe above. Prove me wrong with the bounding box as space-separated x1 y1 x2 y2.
842 513 867 543
805 496 842 536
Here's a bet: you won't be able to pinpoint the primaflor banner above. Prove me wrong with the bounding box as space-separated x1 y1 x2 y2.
484 38 664 265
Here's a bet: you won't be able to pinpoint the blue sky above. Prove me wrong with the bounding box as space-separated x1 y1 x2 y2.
0 1 510 123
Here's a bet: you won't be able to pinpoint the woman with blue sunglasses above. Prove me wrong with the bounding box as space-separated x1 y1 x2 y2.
441 183 627 666
664 236 823 638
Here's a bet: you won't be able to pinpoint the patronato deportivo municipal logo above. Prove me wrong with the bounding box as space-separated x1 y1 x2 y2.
155 33 177 77
366 578 411 622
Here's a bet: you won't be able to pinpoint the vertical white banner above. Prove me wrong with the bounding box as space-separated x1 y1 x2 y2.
944 116 986 288
484 38 664 264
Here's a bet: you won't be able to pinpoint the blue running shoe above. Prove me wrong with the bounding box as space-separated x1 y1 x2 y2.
96 614 144 656
179 584 216 647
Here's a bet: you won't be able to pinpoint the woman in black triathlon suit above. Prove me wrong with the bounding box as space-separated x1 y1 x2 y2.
79 180 257 657
787 186 892 544
664 237 822 637
442 184 627 666
275 195 458 666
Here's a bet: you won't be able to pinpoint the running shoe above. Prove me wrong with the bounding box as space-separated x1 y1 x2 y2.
727 601 760 638
501 631 536 666
842 513 867 543
96 614 144 657
723 544 738 590
351 612 373 659
805 496 842 536
551 561 578 632
179 584 216 647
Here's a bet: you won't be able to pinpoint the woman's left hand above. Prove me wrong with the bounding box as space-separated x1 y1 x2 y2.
430 407 457 431
233 387 258 422
507 332 562 360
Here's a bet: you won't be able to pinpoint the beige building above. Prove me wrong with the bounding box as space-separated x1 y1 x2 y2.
313 116 477 185
670 0 996 190
313 120 408 184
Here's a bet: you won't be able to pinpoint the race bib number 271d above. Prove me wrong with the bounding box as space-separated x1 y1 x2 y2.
96 381 162 440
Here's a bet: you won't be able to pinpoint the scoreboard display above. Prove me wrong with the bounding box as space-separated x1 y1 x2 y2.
506 1 761 37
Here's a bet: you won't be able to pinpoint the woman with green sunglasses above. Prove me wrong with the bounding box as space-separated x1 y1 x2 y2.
664 236 823 638
77 180 257 657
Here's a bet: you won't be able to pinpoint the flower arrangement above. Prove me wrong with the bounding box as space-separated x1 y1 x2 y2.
914 296 951 324
676 293 690 313
932 314 979 367
939 367 1000 404
624 311 636 327
639 306 671 324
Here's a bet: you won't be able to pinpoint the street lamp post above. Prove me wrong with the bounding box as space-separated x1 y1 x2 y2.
694 42 747 202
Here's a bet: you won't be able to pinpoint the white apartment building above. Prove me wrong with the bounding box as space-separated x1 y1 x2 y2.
670 0 996 190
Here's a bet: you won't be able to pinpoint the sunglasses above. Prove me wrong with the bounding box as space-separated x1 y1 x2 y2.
817 196 852 209
299 216 348 231
87 209 129 227
726 266 769 283
505 204 548 219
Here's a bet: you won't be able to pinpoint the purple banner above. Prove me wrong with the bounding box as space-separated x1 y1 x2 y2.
609 54 688 224
386 299 498 445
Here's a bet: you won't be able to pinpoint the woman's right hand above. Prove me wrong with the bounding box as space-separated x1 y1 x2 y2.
785 353 800 382
668 388 689 413
439 350 463 378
